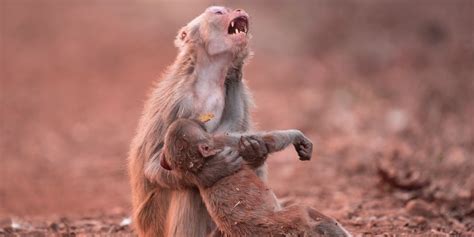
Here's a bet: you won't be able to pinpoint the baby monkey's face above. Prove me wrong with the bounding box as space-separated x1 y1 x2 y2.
176 6 250 56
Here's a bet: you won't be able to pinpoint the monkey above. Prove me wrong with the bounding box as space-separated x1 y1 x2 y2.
127 6 273 237
160 118 352 237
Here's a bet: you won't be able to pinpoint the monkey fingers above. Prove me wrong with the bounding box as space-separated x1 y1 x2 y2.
295 142 313 160
239 135 268 165
215 147 242 174
198 147 242 187
238 136 252 159
221 147 242 169
295 138 313 161
249 135 269 158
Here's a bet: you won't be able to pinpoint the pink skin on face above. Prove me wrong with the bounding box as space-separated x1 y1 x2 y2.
205 6 250 47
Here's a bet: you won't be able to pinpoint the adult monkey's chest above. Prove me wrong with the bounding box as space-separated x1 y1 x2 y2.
192 79 226 132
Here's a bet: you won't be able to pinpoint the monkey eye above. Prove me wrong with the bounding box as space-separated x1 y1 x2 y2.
208 6 226 15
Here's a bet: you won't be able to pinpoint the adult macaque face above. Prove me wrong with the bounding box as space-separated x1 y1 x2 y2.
175 6 250 55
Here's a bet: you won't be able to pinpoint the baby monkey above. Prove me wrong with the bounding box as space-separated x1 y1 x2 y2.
161 119 351 237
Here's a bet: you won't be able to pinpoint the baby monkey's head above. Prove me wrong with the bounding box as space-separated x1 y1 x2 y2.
175 6 250 56
162 119 221 173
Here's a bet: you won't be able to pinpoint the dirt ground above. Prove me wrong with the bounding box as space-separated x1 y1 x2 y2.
1 1 473 236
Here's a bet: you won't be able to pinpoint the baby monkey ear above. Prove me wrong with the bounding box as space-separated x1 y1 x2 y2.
160 153 172 170
197 143 220 158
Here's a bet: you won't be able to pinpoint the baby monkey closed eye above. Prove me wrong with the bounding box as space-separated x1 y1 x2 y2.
160 119 351 237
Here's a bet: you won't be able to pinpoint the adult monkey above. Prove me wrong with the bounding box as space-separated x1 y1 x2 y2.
128 6 271 237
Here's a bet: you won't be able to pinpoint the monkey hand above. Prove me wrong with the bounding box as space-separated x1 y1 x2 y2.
238 135 269 168
294 133 313 161
197 147 242 188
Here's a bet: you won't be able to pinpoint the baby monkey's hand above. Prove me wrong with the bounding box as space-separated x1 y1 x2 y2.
238 135 269 168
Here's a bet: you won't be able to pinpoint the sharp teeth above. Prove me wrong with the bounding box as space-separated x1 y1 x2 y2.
231 21 234 27
235 29 238 34
244 26 247 33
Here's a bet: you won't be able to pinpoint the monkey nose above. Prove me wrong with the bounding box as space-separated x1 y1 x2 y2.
234 9 249 18
235 9 246 14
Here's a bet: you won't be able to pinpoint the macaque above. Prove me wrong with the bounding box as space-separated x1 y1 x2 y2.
127 6 271 237
161 119 352 237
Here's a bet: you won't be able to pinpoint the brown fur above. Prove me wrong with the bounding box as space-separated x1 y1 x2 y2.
162 119 352 237
127 6 269 237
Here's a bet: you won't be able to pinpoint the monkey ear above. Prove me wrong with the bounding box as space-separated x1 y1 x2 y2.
174 26 200 48
174 27 188 48
174 15 202 49
160 153 172 170
197 143 220 158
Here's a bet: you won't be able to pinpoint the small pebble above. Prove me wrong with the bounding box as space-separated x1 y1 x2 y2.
405 199 437 218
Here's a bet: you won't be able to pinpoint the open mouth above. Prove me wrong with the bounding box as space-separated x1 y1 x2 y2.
228 16 248 35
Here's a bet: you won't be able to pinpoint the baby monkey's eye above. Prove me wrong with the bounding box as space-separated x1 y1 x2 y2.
214 10 223 15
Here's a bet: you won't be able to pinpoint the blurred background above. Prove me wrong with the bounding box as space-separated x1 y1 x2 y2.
1 0 473 234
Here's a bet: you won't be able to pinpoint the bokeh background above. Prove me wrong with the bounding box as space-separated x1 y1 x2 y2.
1 0 473 234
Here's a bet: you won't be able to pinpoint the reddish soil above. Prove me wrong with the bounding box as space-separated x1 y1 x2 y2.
1 1 473 236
